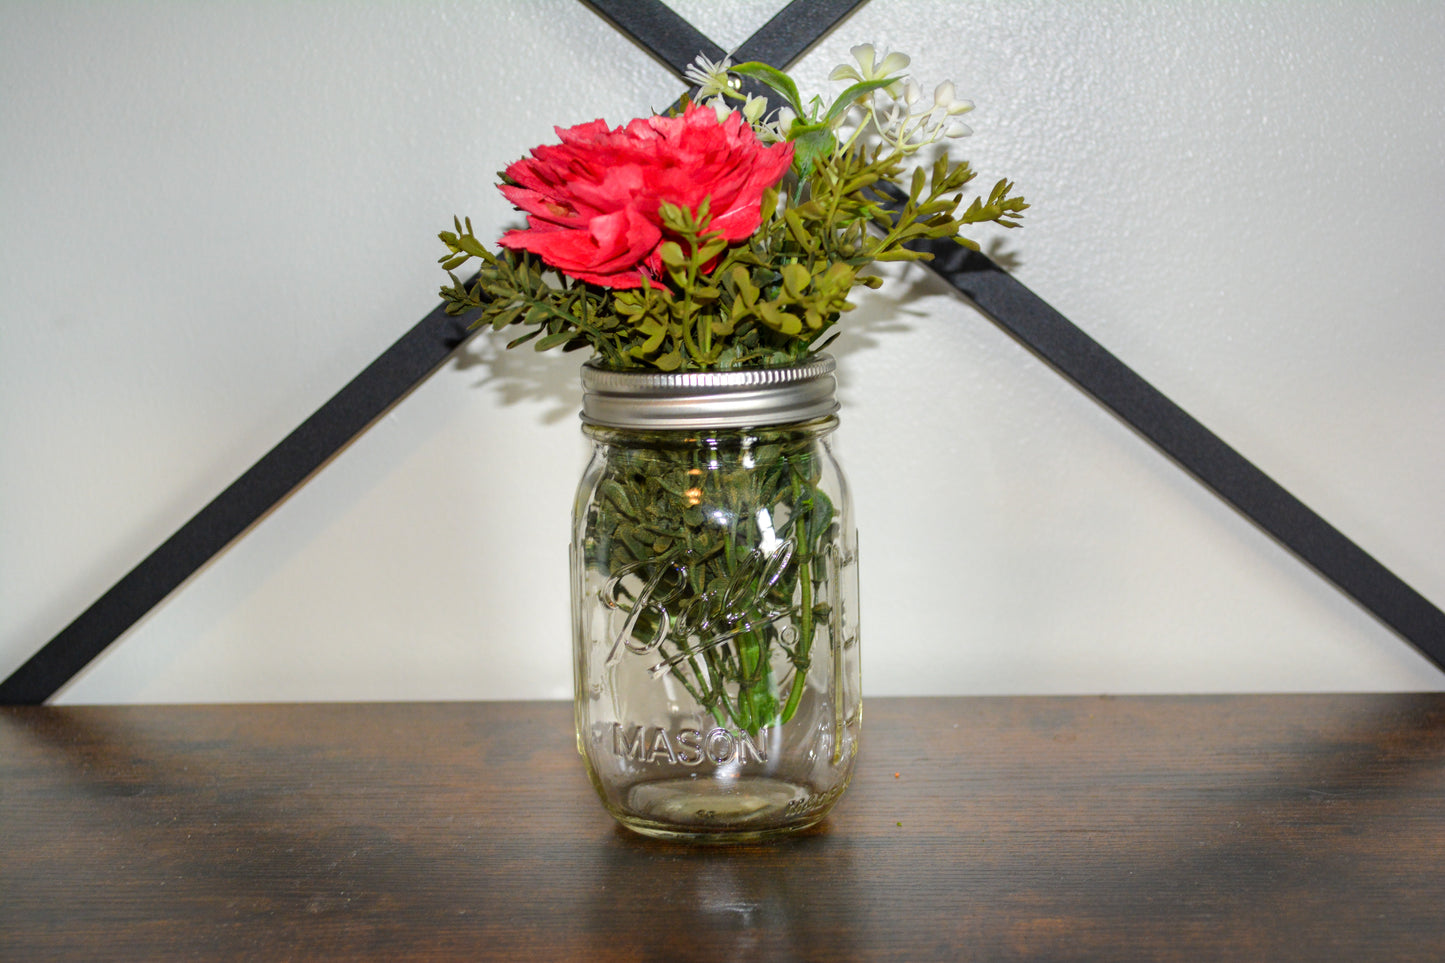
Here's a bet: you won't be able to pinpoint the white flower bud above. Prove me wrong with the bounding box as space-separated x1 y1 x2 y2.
704 97 731 122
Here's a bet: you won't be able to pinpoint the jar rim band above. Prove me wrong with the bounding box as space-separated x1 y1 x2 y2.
580 354 838 429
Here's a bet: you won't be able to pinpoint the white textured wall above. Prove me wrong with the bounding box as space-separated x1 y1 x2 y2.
2 1 1442 704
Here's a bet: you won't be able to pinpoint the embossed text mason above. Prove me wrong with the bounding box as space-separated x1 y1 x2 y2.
571 358 861 841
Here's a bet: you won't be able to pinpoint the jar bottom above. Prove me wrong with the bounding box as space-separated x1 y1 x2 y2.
602 774 848 844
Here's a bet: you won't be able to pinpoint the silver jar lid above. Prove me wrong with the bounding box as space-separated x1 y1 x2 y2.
580 354 839 430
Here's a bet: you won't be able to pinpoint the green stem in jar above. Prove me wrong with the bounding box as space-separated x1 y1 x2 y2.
662 639 728 728
588 424 835 737
781 554 814 725
734 623 781 737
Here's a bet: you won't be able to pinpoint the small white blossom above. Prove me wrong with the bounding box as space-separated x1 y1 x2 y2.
869 74 977 152
933 81 973 116
685 52 738 101
829 43 910 91
702 94 771 130
758 105 797 143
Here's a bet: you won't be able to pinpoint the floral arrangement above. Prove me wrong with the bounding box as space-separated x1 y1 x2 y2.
436 45 1026 371
433 48 1026 750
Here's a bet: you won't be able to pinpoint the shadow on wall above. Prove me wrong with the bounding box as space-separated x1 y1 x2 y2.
453 334 584 426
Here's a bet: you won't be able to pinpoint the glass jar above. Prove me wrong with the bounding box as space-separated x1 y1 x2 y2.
571 355 860 842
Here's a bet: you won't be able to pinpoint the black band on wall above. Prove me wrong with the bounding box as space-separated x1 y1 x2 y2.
585 0 868 73
928 243 1445 669
582 0 724 76
0 305 472 705
4 0 1440 702
731 0 871 65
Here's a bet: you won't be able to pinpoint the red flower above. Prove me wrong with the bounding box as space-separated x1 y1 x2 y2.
496 105 794 289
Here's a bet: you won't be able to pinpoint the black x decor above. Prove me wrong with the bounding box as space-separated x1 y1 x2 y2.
3 0 1442 704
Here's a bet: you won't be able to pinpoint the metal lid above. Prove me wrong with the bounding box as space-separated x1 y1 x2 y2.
580 355 838 429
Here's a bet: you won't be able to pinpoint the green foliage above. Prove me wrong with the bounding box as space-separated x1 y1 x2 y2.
584 424 838 732
436 56 1028 372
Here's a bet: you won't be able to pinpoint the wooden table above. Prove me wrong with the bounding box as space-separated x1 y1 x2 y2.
3 695 1444 960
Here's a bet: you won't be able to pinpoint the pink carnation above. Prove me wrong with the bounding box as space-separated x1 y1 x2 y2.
496 105 794 288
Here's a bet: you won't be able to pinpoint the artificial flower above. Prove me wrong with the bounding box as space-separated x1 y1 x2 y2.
829 43 910 95
684 52 737 101
497 104 793 288
438 46 1025 368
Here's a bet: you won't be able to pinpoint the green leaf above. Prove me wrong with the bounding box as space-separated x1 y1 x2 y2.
600 480 637 516
780 262 810 299
455 234 490 258
757 301 802 335
506 328 542 349
489 304 523 331
871 248 928 262
729 264 759 303
535 331 573 351
759 186 778 225
821 77 899 125
805 488 835 546
657 202 688 233
783 209 817 253
730 62 804 116
788 124 835 178
697 237 728 264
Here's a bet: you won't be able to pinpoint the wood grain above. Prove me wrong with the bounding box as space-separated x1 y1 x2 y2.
3 695 1444 961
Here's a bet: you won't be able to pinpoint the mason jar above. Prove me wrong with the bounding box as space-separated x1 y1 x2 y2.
571 355 861 842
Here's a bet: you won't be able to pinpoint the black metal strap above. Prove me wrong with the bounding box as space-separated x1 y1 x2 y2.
0 304 472 704
730 0 870 65
5 0 1441 703
585 0 868 105
582 0 723 75
930 243 1445 667
585 0 867 73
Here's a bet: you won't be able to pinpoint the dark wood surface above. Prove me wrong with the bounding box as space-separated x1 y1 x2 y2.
3 695 1445 961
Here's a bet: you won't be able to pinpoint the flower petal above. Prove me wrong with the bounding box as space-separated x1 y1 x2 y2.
877 51 911 76
494 104 792 287
850 43 876 76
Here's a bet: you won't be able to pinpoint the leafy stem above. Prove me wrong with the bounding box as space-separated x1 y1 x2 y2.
585 425 837 735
